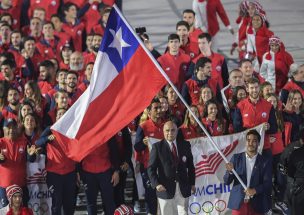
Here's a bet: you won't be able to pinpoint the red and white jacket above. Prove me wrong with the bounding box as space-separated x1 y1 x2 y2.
246 25 273 66
260 42 294 94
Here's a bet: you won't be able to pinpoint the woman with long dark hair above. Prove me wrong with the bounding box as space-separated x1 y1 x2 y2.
202 99 227 136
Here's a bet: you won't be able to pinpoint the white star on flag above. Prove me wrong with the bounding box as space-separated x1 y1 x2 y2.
109 27 131 58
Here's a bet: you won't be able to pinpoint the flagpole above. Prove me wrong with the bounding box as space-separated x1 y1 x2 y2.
112 5 247 190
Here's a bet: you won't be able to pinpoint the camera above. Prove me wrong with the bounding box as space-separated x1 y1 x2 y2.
135 27 146 35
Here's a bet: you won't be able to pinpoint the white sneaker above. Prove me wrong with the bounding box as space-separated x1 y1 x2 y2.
133 201 141 213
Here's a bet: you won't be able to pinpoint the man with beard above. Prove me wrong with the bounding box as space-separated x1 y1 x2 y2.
224 129 272 215
69 51 85 83
10 30 22 52
8 31 29 73
38 60 56 96
182 57 221 105
239 59 265 86
0 60 24 95
65 71 83 106
1 87 20 123
84 33 102 65
182 9 203 44
233 77 277 156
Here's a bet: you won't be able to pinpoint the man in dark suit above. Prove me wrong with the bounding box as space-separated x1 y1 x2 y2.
224 129 272 215
148 121 195 215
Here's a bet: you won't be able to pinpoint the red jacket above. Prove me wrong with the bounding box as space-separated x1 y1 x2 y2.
62 20 85 52
237 97 273 149
63 0 86 8
180 40 200 59
82 143 112 173
192 52 228 88
91 23 105 36
184 78 219 105
8 49 25 71
269 132 284 155
103 0 115 6
158 52 191 91
81 2 102 34
0 4 21 29
46 139 76 175
78 80 89 92
202 118 226 136
67 88 84 106
27 0 60 21
1 106 18 121
135 119 164 168
237 98 272 128
0 137 27 187
194 0 231 36
206 0 230 36
83 52 96 66
180 124 204 140
168 101 185 121
36 37 68 61
38 81 54 96
282 80 304 98
7 207 33 215
223 85 233 108
189 28 203 43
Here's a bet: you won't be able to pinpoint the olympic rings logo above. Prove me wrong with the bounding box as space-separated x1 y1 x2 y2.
189 200 227 214
28 202 50 215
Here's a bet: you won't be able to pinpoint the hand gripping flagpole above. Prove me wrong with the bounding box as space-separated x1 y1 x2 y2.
113 5 247 190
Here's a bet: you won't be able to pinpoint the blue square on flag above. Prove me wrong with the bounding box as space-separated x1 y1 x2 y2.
100 9 139 73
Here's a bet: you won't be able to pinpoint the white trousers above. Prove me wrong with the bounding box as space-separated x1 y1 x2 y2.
158 183 189 215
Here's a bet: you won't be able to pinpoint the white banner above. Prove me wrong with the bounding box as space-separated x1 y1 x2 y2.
189 124 265 215
27 155 52 215
151 124 265 215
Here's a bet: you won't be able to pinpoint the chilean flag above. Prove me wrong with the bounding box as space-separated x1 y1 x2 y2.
51 5 166 162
